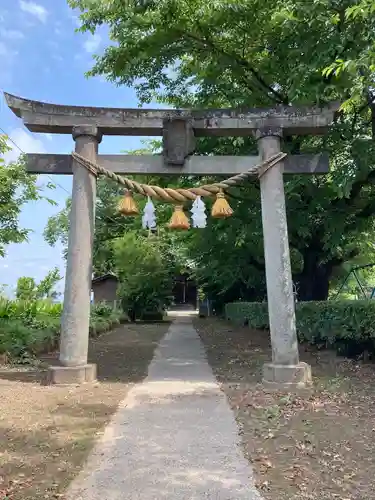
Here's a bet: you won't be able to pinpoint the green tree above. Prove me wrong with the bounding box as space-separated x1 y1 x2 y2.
62 1 375 301
113 232 174 318
15 267 62 301
36 267 62 299
43 198 70 259
44 139 188 277
0 135 55 257
323 1 375 111
16 277 37 301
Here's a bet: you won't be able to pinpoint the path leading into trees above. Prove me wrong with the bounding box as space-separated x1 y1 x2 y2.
65 312 262 500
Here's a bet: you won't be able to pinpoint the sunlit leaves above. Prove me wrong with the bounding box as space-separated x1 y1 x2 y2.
62 0 375 299
0 136 55 257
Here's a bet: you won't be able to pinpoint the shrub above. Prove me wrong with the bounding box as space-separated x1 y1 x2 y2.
92 301 114 318
0 298 125 361
0 297 63 320
225 300 375 358
113 233 174 318
89 304 124 337
0 320 31 356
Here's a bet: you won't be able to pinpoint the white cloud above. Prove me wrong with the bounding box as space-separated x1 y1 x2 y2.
0 42 18 85
19 1 48 23
0 29 25 40
0 41 17 58
84 33 101 53
4 128 46 163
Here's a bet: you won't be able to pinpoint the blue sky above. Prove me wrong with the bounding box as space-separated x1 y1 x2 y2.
0 0 157 297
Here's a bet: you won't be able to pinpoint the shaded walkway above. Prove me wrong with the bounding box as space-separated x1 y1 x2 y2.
65 315 262 499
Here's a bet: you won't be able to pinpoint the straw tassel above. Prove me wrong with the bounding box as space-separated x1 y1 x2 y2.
118 190 139 216
168 205 190 230
211 189 233 218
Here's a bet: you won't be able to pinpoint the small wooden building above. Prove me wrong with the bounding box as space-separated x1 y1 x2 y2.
91 272 197 308
91 274 119 307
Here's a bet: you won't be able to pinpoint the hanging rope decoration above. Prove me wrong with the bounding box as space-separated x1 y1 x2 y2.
211 189 234 218
71 151 287 230
142 197 156 230
191 196 207 228
118 189 139 216
168 205 190 230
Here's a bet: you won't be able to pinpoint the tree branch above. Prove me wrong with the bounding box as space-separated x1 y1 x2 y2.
179 30 288 104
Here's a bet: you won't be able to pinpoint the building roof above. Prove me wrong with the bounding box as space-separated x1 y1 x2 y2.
92 273 118 285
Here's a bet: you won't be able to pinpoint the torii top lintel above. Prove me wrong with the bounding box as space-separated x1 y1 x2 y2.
4 92 339 137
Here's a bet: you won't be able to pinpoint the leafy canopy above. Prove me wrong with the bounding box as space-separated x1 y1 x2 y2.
60 1 375 301
16 267 62 301
0 135 56 257
69 0 373 108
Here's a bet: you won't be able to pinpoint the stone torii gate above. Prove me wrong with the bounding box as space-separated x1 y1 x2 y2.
4 93 338 389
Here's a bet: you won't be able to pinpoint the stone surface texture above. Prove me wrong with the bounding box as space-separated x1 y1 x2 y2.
44 364 97 385
258 132 300 369
25 152 330 175
59 126 101 368
5 92 339 136
65 315 263 500
262 362 312 390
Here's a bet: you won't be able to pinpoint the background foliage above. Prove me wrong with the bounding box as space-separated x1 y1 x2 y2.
53 0 375 304
225 299 375 358
113 232 175 318
0 135 55 257
0 297 123 360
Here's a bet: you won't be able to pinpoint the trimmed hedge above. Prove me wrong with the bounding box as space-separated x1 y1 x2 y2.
225 300 375 358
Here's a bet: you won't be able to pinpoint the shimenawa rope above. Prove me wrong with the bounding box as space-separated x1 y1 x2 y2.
71 151 287 203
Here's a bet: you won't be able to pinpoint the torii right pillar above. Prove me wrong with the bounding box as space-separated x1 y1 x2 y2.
256 127 312 390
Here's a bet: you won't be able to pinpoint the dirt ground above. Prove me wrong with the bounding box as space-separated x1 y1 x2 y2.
194 317 375 500
0 322 169 500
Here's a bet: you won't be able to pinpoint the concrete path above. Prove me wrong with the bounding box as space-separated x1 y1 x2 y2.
65 314 262 500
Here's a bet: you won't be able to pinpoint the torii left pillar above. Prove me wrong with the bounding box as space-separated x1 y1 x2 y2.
46 125 101 385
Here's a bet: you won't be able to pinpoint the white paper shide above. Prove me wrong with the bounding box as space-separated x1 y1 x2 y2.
191 196 207 228
142 197 157 229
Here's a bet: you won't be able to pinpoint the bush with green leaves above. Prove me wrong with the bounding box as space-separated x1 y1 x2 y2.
113 233 174 319
92 301 115 318
225 300 375 358
89 302 124 337
0 298 125 361
0 298 63 319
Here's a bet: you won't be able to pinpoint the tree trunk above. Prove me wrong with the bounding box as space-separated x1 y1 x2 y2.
295 250 333 301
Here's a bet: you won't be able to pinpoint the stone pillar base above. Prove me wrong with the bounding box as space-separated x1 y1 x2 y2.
43 363 97 385
262 361 312 390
